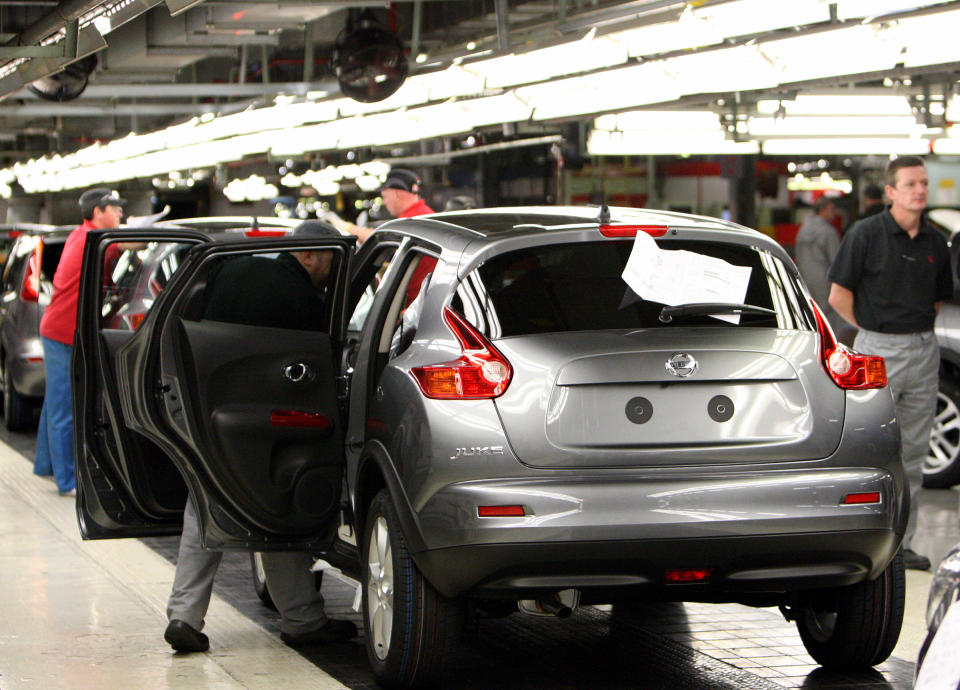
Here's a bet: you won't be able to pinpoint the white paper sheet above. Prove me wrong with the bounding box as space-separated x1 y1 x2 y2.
621 231 753 324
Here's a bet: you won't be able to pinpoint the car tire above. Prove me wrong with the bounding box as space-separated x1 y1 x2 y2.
362 489 463 689
3 359 32 431
925 376 960 488
249 552 276 610
796 551 905 669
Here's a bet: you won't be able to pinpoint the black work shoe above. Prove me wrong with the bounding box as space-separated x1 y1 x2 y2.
903 548 932 571
280 619 359 646
164 619 209 653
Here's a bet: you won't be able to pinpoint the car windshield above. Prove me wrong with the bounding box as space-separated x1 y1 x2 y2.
454 239 813 338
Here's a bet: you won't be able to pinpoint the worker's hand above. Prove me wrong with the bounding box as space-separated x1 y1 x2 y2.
321 209 352 235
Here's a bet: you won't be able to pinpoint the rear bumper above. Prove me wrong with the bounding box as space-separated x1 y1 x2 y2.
412 468 903 598
415 528 899 599
9 351 44 397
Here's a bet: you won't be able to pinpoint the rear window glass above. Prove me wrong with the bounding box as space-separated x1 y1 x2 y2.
454 240 813 337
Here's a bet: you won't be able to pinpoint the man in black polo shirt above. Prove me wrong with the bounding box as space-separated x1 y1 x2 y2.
828 155 953 571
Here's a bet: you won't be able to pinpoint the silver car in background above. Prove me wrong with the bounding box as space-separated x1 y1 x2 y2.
75 207 906 688
0 224 66 429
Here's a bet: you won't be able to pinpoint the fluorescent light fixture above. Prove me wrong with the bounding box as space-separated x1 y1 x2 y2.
748 115 925 137
756 94 913 116
604 110 722 132
933 138 960 155
759 25 901 85
692 0 829 39
280 173 301 187
834 0 951 21
419 64 487 100
587 129 758 156
893 9 960 68
761 138 929 155
471 32 628 88
520 62 682 121
612 7 721 58
355 175 381 192
660 45 778 96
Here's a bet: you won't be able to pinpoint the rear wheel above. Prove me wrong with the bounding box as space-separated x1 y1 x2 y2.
4 359 32 431
925 376 960 488
362 489 463 689
249 552 276 610
796 551 905 669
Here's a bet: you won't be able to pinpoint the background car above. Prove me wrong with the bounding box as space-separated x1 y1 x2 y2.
0 224 65 430
927 207 960 487
75 207 907 688
915 542 960 688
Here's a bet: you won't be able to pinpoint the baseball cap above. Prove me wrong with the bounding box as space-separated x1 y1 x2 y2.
79 187 126 218
292 219 341 238
380 168 422 194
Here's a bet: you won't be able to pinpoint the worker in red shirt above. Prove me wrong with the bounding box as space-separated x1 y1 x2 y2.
35 188 124 495
323 168 434 244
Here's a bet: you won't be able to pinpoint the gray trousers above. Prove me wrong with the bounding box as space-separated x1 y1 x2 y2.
854 328 938 550
166 496 328 636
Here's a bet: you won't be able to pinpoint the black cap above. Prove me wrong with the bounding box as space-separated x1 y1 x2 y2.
79 187 126 218
381 168 422 194
293 219 341 238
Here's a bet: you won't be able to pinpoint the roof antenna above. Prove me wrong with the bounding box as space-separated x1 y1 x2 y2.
598 203 610 225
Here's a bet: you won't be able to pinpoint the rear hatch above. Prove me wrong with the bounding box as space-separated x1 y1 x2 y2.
493 328 842 468
456 234 842 469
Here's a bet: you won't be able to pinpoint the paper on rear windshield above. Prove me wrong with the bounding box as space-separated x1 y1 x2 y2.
621 231 752 324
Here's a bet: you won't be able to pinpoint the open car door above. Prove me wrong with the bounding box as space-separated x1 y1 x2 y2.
75 229 355 552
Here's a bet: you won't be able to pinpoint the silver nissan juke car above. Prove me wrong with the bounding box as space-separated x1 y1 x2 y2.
73 207 906 689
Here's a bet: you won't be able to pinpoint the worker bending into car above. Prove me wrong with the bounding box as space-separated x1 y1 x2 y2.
164 220 357 652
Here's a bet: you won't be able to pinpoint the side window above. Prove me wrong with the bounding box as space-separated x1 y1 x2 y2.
100 240 190 330
377 250 438 361
1 236 31 292
347 243 399 339
194 247 345 333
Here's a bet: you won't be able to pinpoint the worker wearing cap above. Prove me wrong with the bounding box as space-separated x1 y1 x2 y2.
35 187 124 495
323 168 434 244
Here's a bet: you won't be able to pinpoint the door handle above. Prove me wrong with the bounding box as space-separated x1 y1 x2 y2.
282 362 314 383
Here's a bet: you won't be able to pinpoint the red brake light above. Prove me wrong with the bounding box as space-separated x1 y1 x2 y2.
410 307 512 399
811 300 886 389
244 229 288 237
843 492 880 505
20 242 41 302
478 505 526 517
664 568 713 583
599 224 668 238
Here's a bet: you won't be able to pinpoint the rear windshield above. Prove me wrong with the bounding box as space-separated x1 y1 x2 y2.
454 239 813 338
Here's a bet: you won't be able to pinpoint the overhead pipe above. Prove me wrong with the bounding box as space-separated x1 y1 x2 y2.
8 0 102 47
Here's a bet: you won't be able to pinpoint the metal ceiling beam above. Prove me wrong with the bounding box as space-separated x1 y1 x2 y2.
18 80 337 98
0 102 222 116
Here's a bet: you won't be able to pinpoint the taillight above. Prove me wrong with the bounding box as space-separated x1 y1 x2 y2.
599 224 668 237
811 299 886 389
244 229 287 237
20 242 42 302
410 307 512 399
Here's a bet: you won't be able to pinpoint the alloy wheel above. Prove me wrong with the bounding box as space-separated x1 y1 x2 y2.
927 390 960 475
366 515 394 661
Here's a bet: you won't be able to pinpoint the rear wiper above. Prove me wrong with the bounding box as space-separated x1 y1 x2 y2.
658 302 776 323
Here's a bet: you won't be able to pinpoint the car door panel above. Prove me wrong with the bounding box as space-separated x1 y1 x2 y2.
76 230 212 538
77 230 356 550
170 318 343 534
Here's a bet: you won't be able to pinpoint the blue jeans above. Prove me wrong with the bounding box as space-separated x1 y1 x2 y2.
34 337 74 493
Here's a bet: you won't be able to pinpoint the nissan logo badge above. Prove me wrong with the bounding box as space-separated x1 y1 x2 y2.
665 352 698 377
